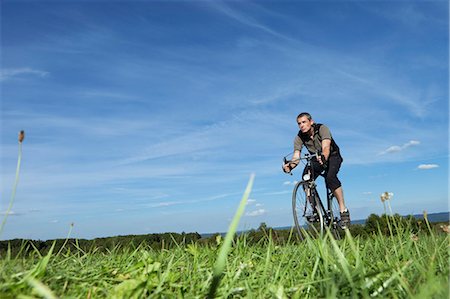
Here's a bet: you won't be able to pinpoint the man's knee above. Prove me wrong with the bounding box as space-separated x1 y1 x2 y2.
326 176 341 192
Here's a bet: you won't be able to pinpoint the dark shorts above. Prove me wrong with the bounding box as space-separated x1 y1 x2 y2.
302 153 343 192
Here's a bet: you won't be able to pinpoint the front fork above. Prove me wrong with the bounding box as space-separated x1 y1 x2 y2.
326 191 339 226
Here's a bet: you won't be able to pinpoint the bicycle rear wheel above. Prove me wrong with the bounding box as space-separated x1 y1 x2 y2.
292 181 323 240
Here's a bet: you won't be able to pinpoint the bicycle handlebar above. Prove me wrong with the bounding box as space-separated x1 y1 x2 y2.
283 152 324 175
301 152 326 164
285 152 321 164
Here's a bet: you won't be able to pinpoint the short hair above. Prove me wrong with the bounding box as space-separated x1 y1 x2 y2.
297 112 312 120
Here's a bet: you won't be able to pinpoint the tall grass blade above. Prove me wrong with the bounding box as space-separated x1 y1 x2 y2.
25 241 56 280
56 223 74 256
207 173 255 298
0 131 24 237
26 277 58 299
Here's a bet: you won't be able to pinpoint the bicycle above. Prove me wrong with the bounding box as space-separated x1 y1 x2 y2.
283 152 342 240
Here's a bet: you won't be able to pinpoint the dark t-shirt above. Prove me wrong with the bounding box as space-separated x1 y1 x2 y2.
294 124 333 154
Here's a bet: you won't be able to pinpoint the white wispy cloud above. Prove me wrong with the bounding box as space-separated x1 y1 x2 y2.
378 140 420 155
142 192 244 210
2 109 161 140
360 2 446 28
335 66 434 118
261 190 292 196
207 1 296 43
0 211 17 216
417 164 439 170
283 181 298 186
152 201 181 207
119 126 228 165
0 68 49 81
245 209 266 217
245 199 264 208
246 198 257 205
79 90 142 102
249 84 301 106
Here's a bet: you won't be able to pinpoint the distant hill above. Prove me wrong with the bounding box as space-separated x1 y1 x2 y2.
417 211 449 222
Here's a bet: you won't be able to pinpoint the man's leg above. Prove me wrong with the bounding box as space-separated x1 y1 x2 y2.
333 186 346 213
326 155 350 227
325 155 344 209
331 185 350 228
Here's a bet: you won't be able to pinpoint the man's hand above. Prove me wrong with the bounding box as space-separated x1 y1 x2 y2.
317 154 328 169
317 154 324 165
283 162 292 173
283 160 298 173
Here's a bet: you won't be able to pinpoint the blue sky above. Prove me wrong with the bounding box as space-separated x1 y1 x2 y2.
1 0 448 240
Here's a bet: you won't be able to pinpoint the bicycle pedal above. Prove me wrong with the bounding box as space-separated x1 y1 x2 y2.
306 214 319 222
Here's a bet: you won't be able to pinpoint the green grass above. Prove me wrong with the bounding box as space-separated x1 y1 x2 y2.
0 228 448 298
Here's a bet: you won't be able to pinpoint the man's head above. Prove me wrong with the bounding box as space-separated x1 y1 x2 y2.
297 112 314 134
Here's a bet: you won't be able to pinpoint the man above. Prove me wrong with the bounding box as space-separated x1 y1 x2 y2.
283 112 350 228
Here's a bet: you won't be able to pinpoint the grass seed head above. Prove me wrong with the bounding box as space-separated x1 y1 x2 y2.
19 130 25 143
380 192 393 202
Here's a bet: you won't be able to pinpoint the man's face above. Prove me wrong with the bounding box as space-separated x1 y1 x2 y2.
297 116 314 134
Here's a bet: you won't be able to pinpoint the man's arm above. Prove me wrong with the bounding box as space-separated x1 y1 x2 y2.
319 139 331 165
318 124 332 165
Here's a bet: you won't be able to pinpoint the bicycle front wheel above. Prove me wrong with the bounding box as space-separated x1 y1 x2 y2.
328 196 342 240
292 181 323 240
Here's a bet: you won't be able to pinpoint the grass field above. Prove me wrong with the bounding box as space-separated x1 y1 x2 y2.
0 226 448 298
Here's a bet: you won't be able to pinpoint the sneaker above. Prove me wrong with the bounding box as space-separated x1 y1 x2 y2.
340 209 351 229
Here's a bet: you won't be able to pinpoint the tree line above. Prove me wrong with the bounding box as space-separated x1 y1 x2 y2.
0 213 448 256
0 232 202 257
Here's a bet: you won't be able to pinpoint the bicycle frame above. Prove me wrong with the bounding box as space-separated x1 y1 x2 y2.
316 186 338 228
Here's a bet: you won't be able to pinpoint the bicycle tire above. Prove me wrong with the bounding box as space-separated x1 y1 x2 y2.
310 188 325 237
292 181 323 240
